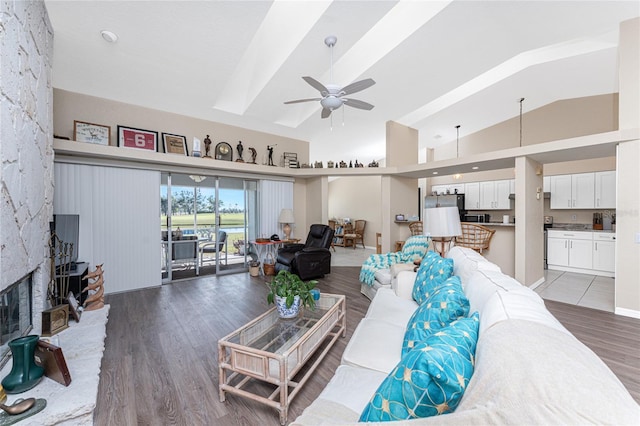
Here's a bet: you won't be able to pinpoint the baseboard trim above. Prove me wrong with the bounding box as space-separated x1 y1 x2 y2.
528 277 545 290
614 307 640 319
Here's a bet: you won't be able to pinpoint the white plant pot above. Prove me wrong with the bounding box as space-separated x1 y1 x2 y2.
275 295 301 319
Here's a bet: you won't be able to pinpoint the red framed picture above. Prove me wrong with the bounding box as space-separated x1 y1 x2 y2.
117 125 158 151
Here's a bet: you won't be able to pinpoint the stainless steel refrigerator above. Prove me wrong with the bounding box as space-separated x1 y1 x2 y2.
424 194 466 219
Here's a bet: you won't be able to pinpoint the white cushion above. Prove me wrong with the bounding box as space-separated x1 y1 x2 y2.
465 269 536 317
480 290 568 335
364 287 419 327
373 268 392 285
316 365 387 414
341 318 405 373
446 246 501 288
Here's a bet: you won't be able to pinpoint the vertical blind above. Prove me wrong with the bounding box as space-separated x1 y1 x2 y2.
259 180 293 239
54 163 160 294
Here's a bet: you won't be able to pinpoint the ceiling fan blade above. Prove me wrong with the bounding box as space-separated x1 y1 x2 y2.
321 108 332 119
341 78 376 96
284 98 321 104
343 98 374 110
302 76 328 95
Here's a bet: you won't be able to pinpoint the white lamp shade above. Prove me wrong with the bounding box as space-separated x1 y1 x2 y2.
278 208 295 224
424 206 462 238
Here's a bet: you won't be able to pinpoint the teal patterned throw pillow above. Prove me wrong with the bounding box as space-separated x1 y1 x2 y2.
412 251 454 304
360 313 480 422
402 276 470 355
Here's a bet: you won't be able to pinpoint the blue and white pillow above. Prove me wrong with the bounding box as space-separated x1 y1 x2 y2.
412 251 454 304
360 313 480 422
402 276 470 355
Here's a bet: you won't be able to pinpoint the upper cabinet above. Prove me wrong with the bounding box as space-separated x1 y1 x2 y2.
594 171 616 209
550 171 615 209
464 182 480 210
465 180 510 210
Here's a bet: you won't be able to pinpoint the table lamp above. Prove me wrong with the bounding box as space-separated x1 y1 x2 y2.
424 206 462 257
278 208 295 240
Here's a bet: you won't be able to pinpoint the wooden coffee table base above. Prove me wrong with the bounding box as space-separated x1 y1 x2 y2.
218 294 346 425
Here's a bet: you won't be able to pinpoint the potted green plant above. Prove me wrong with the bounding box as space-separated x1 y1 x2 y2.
266 270 317 318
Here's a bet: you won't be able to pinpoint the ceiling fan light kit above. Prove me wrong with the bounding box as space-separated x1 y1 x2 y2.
284 35 375 120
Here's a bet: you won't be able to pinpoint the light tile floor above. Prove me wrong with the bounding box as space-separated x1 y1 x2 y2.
331 246 375 267
535 269 614 312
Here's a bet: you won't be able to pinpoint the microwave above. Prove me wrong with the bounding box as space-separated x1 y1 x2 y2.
463 214 490 223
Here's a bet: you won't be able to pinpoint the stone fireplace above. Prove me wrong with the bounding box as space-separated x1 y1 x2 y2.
0 0 55 360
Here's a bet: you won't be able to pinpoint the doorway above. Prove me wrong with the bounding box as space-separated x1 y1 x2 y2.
161 173 257 282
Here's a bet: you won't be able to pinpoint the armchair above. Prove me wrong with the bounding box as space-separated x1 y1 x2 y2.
275 224 334 280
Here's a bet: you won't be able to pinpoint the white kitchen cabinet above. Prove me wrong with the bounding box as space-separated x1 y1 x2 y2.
595 171 616 208
547 236 569 267
550 175 572 209
543 176 550 193
549 173 595 209
547 230 593 270
593 233 616 272
572 173 595 209
465 182 480 210
479 180 511 210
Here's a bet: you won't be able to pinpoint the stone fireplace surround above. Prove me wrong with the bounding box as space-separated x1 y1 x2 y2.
0 2 109 424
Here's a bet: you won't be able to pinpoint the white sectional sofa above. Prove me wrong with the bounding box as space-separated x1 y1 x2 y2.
292 247 640 425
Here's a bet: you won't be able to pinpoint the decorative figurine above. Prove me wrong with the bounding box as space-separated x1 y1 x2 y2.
267 145 275 166
314 161 323 168
368 160 379 167
355 159 364 168
327 160 334 168
236 141 244 162
82 264 105 311
248 147 257 164
349 161 353 168
339 160 347 168
203 135 212 158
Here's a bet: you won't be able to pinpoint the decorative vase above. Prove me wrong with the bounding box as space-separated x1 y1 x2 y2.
1 335 45 394
274 295 301 319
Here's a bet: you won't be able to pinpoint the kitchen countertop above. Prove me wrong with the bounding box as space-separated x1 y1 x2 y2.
548 224 616 233
477 223 616 233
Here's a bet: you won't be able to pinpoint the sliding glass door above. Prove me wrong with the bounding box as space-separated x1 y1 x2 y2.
161 173 257 282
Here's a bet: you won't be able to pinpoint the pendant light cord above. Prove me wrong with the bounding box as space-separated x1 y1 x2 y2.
519 98 525 147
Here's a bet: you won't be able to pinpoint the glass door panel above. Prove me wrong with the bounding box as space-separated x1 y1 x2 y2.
160 173 257 280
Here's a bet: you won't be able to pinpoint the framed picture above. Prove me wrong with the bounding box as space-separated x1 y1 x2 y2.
73 120 111 145
117 125 158 151
161 133 189 156
67 291 81 322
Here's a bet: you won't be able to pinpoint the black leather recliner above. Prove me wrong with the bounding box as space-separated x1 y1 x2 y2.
275 224 334 280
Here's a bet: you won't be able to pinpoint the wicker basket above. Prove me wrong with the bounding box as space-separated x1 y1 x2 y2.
263 252 276 276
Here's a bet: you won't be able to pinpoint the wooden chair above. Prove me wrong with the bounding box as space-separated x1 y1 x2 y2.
344 220 366 249
455 223 496 253
328 220 337 251
408 221 423 236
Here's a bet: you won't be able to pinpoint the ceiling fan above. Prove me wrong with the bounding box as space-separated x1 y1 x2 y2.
284 35 375 119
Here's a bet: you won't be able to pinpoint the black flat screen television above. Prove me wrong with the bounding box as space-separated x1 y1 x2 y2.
52 214 79 269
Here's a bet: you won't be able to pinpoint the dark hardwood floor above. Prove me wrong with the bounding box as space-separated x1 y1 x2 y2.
94 267 640 425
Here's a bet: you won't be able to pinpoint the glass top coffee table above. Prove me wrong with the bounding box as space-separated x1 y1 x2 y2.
218 293 346 425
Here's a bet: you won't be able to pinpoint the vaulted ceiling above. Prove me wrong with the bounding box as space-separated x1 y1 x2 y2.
45 1 639 163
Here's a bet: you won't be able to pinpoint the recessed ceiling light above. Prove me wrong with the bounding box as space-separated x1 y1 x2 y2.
432 171 438 175
101 30 118 43
471 166 479 170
